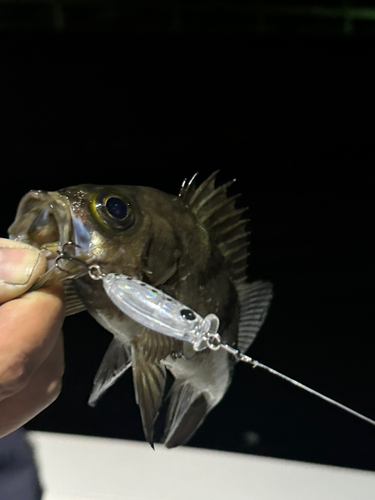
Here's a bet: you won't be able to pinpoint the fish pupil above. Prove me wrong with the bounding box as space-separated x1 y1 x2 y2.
106 197 127 220
180 309 196 321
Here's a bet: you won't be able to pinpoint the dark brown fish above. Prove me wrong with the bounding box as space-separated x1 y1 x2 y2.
8 172 272 447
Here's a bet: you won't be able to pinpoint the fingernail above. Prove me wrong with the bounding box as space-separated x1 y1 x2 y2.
0 247 41 285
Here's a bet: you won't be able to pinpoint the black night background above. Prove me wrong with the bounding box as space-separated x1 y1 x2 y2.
0 29 374 472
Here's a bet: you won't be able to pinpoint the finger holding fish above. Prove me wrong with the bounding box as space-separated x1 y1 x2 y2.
0 238 65 437
0 238 47 302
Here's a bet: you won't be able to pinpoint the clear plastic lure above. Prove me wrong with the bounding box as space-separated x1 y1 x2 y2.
88 265 219 351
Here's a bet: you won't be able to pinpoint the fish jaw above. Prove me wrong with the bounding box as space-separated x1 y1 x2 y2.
8 189 93 287
9 190 72 248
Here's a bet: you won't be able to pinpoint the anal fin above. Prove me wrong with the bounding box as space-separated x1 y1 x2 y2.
163 382 209 448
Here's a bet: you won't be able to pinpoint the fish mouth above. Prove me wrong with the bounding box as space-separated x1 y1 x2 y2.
8 190 84 287
9 190 71 253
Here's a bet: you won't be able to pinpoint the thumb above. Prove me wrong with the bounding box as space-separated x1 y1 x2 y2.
0 238 46 303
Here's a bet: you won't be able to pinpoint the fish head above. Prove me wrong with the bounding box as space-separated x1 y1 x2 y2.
54 184 149 276
8 183 192 333
8 184 166 282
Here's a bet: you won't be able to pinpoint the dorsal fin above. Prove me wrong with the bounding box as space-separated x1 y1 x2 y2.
179 171 249 283
179 172 199 202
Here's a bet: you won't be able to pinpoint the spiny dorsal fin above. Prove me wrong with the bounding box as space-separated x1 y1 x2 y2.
179 172 199 202
179 171 249 283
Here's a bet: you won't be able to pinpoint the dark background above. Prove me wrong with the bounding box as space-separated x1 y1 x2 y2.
1 2 375 472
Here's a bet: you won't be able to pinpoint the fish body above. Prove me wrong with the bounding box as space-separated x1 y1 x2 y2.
9 172 272 447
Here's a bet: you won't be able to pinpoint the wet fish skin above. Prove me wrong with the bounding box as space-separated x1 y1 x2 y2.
8 173 272 447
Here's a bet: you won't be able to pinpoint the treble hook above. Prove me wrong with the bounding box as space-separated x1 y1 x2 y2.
55 242 88 275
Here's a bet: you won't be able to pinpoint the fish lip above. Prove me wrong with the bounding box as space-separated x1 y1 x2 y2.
8 189 73 252
48 192 74 248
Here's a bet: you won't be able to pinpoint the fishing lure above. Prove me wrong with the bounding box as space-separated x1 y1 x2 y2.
88 265 219 352
56 250 375 429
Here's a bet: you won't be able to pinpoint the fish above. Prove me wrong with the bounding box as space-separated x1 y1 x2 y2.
8 172 272 448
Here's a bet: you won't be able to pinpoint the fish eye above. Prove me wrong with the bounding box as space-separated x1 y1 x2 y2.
180 309 196 321
90 190 134 231
105 197 128 220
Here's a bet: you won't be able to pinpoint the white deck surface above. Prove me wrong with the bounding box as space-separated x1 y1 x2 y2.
28 431 375 500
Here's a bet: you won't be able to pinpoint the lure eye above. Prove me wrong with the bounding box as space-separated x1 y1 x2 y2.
180 309 196 321
90 190 134 231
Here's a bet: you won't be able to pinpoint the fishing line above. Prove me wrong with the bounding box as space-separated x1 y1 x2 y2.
210 339 375 427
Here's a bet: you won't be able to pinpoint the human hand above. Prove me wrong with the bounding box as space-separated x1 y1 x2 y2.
0 238 64 437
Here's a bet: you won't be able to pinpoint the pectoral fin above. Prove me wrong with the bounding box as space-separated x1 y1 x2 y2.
63 280 87 316
163 382 209 448
131 343 166 448
88 338 132 407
